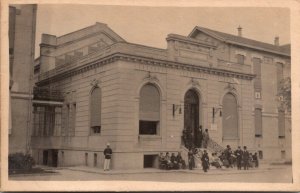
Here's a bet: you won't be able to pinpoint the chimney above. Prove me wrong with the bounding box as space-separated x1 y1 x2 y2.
274 36 279 46
237 25 242 37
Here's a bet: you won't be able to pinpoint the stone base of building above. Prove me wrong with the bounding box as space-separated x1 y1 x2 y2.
31 144 291 170
31 149 184 170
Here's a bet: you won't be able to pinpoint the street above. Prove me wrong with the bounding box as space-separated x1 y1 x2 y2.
9 165 292 183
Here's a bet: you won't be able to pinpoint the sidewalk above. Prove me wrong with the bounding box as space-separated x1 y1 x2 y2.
64 163 289 176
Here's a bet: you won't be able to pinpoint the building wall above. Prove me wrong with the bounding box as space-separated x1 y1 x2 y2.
33 56 254 169
32 24 291 169
9 5 37 154
226 45 291 161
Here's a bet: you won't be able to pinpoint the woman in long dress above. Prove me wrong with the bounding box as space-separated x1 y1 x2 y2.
188 148 195 170
201 150 210 172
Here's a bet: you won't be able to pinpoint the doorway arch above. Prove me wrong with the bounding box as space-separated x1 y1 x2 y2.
184 89 200 148
222 92 239 140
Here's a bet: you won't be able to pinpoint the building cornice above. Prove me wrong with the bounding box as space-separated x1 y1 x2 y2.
189 26 290 57
37 53 255 86
167 34 217 49
227 40 291 57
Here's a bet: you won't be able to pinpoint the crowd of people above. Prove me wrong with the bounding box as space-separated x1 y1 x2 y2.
178 125 260 173
218 145 259 170
158 152 187 170
158 145 259 173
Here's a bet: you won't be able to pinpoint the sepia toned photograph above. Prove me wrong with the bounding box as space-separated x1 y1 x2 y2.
1 0 300 191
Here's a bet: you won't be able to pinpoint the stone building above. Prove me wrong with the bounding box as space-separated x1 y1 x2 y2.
32 22 291 169
9 4 37 154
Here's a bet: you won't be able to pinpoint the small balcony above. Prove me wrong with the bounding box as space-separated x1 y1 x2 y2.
33 87 64 102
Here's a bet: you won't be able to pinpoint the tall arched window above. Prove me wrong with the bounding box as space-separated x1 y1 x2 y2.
90 87 101 134
222 93 238 139
139 83 160 135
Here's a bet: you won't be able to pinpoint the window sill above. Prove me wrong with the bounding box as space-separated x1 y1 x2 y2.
223 137 239 140
90 134 101 136
138 135 161 140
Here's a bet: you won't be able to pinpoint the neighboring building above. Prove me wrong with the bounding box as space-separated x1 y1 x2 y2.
9 5 37 154
32 22 291 169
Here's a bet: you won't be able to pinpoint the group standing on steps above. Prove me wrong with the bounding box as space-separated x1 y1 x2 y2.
182 125 210 150
102 125 259 172
182 125 260 172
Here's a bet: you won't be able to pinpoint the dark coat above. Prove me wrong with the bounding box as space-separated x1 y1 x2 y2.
242 150 250 161
104 147 112 159
201 153 210 169
235 149 243 160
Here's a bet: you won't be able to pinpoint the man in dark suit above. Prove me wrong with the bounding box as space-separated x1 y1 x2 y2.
242 146 250 170
103 143 112 171
235 146 243 170
201 150 210 172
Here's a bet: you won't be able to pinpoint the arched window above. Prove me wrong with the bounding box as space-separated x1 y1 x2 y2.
222 93 238 139
139 83 160 135
90 87 101 134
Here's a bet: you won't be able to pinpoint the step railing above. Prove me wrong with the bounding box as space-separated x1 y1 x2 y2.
207 138 225 154
180 146 202 168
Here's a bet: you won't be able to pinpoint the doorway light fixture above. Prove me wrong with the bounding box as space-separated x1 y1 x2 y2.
212 107 222 123
173 104 182 117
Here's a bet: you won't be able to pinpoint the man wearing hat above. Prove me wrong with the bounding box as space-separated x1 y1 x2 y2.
201 150 210 172
103 143 113 171
242 146 250 170
235 146 243 170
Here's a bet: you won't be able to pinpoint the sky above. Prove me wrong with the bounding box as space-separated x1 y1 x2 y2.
35 5 290 58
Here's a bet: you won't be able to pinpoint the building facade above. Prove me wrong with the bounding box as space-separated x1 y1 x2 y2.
9 5 37 154
32 23 291 169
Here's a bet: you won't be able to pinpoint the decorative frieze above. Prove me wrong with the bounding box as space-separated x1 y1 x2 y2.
235 50 247 56
188 77 200 87
224 83 236 92
90 78 100 88
177 42 210 53
143 71 159 83
274 58 285 64
179 50 208 61
263 56 273 64
37 53 255 86
251 53 263 60
55 39 110 69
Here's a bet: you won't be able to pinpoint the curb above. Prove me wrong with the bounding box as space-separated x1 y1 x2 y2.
9 171 60 177
64 165 288 176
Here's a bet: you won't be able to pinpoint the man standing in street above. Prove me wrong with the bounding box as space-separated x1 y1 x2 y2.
224 145 233 168
235 146 243 170
242 146 249 170
103 143 112 171
201 150 210 172
253 152 259 168
188 148 195 170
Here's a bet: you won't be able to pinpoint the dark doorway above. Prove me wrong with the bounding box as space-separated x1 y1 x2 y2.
43 149 58 167
52 150 58 167
94 153 98 167
85 153 88 166
143 155 157 168
184 89 200 148
43 150 48 165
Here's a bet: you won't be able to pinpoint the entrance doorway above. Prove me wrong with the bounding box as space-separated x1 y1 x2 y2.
52 150 58 167
184 89 200 148
43 150 48 165
143 154 158 168
42 149 58 167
